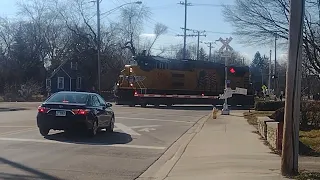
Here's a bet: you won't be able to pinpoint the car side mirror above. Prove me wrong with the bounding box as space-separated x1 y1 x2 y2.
106 102 112 107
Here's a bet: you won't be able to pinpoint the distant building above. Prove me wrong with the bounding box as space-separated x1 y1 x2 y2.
46 59 85 94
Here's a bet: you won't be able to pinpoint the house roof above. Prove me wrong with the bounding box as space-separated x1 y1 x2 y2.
49 59 70 79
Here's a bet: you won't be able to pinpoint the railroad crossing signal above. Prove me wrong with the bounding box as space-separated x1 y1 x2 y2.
229 67 236 74
218 37 233 52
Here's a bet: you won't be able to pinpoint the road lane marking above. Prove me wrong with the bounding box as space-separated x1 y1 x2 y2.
0 137 166 150
138 128 156 132
129 125 161 129
0 128 37 136
115 123 141 136
116 112 203 118
116 117 194 124
113 125 161 131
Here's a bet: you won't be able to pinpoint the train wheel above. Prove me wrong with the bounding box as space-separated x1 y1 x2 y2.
141 103 147 108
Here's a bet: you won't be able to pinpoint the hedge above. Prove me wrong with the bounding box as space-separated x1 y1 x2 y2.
301 101 320 129
267 101 320 130
254 101 285 111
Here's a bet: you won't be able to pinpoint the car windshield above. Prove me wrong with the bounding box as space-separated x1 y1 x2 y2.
47 93 89 104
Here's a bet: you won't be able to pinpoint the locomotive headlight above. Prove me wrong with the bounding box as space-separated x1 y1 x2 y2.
129 68 133 73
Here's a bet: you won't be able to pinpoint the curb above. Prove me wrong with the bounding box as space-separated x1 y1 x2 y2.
136 114 210 180
0 108 27 112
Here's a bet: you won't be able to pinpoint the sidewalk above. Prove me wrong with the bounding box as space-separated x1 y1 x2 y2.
164 111 287 180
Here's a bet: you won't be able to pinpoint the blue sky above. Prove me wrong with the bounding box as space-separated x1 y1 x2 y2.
0 0 286 63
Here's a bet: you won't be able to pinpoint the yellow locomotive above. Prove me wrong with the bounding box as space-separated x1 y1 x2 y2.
115 55 254 107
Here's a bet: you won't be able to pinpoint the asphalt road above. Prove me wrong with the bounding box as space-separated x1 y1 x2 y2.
0 103 211 180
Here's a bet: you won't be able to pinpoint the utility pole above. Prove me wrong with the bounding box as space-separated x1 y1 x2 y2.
193 30 206 60
96 0 101 94
209 43 213 61
201 41 215 61
269 50 272 93
274 34 278 96
281 0 305 177
208 42 214 61
178 1 192 59
177 28 206 60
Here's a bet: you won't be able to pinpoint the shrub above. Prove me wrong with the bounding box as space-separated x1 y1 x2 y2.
269 101 320 130
269 107 284 122
254 101 285 111
301 101 320 130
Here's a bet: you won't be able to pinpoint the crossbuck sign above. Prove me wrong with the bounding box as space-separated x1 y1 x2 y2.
218 37 234 52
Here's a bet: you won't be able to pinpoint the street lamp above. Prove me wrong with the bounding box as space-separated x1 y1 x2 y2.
96 0 142 94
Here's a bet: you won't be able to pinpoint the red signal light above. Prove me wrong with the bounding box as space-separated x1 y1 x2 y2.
230 67 236 74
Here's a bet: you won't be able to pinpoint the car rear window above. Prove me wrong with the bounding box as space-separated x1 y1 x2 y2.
47 93 89 104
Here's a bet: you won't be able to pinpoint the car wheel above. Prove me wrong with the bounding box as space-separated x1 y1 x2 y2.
88 120 98 137
39 128 49 137
106 117 115 133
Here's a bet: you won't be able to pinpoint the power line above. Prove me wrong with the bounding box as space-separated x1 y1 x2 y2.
189 3 224 7
206 31 233 34
185 28 206 60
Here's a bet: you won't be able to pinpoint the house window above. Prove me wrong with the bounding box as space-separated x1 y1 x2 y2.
57 77 64 89
71 62 78 70
46 79 51 88
76 77 82 89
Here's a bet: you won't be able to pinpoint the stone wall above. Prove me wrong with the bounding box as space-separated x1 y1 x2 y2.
266 122 279 150
257 117 275 139
257 117 283 151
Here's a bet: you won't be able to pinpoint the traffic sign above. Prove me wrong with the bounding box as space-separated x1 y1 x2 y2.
235 87 248 95
220 51 232 58
219 87 248 99
262 85 267 90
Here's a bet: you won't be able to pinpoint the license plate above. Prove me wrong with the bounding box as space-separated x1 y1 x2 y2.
56 110 66 117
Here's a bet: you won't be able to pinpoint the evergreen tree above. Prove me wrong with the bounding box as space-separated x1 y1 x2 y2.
198 47 208 61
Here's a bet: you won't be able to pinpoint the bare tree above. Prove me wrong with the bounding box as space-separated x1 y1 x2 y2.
222 0 320 74
147 23 168 55
119 4 151 56
222 0 290 45
16 0 73 69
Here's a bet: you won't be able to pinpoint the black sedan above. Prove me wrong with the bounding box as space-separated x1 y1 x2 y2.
37 91 115 137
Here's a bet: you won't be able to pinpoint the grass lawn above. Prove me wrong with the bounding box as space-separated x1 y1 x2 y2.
295 171 320 180
243 111 274 126
300 129 320 154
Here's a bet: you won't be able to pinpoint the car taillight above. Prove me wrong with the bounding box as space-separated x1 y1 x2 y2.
38 106 49 113
72 109 89 115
